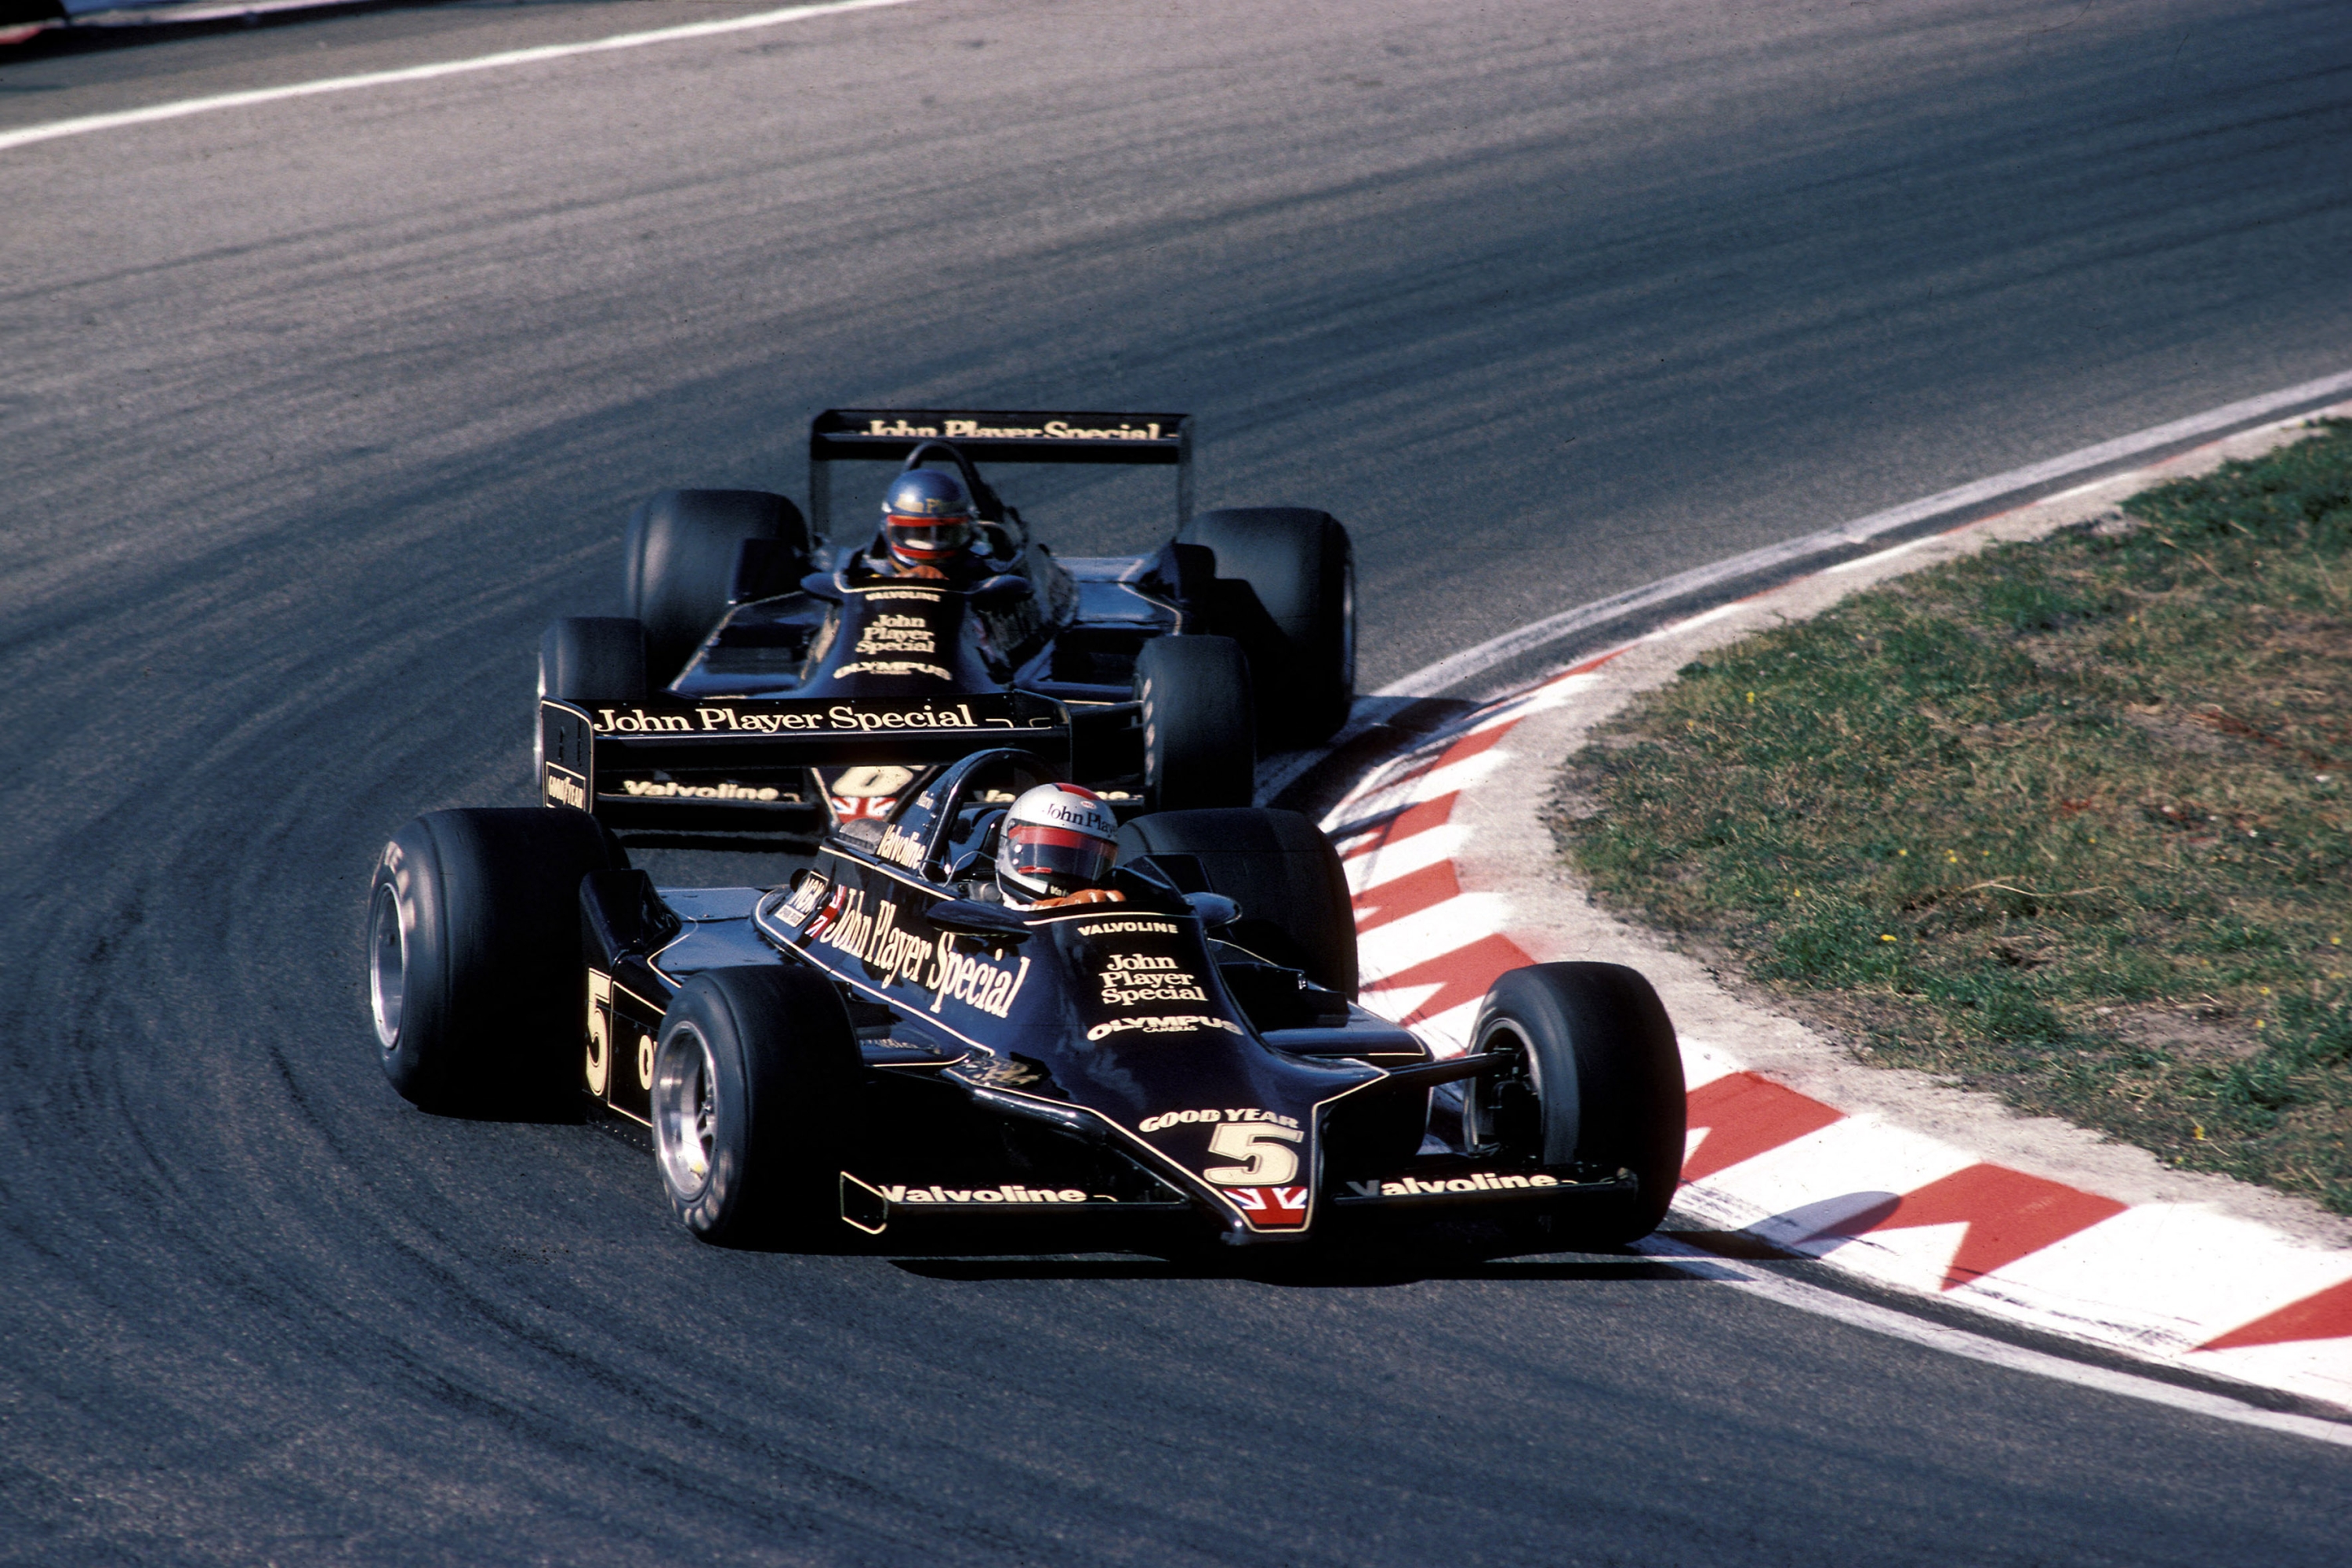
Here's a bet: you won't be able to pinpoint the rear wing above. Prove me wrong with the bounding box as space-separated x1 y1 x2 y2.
540 691 1070 826
808 408 1191 537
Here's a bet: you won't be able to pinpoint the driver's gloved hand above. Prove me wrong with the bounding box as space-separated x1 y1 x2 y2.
1030 888 1126 909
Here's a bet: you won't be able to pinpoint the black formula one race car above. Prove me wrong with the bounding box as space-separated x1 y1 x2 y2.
368 746 1687 1252
536 409 1355 835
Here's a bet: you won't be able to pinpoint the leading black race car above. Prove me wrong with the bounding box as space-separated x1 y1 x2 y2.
368 745 1687 1252
537 409 1356 834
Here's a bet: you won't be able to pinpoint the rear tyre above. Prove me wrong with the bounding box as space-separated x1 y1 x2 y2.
1465 963 1684 1245
1178 507 1354 746
652 965 862 1246
368 808 626 1116
1115 807 1356 997
1135 634 1254 813
622 488 809 684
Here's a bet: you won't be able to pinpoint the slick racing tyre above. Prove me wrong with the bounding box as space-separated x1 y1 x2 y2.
622 488 809 685
1116 807 1356 997
368 808 625 1116
1135 633 1254 813
539 617 648 706
1465 963 1685 1245
1177 507 1354 746
651 965 862 1246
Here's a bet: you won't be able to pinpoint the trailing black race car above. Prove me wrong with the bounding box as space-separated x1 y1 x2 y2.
368 746 1686 1251
536 408 1356 833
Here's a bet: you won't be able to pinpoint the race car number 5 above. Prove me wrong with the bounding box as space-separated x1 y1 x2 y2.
585 972 612 1096
1203 1123 1303 1186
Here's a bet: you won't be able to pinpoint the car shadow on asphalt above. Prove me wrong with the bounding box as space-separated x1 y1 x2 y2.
887 1253 1726 1287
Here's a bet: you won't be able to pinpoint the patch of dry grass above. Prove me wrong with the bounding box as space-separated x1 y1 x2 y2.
1552 421 2352 1211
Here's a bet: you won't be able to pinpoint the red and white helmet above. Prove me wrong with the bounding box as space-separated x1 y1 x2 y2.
996 782 1119 905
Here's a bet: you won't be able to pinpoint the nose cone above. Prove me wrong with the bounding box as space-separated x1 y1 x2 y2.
818 590 992 692
1112 1051 1377 1236
1033 905 1385 1238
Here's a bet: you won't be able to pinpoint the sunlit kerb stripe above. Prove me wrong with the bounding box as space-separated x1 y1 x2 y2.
0 0 924 155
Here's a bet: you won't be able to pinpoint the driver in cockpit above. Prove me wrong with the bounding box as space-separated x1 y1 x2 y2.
874 468 989 583
980 782 1127 910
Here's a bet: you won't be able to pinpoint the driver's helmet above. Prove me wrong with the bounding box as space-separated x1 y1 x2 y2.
880 467 977 568
996 782 1119 906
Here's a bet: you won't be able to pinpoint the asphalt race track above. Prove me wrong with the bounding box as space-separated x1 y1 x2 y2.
5 1 2352 1561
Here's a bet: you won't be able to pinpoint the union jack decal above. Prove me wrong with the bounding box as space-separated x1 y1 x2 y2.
829 793 900 822
1229 1186 1311 1228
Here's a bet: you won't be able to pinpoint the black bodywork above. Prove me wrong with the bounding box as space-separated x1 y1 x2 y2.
575 749 1639 1247
546 410 1229 833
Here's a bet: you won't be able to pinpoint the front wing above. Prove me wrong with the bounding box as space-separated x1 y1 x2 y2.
832 1124 1639 1246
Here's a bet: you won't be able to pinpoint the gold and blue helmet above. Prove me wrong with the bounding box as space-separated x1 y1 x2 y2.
881 467 976 567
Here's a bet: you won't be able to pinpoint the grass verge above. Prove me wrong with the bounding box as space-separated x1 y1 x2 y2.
1551 420 2352 1213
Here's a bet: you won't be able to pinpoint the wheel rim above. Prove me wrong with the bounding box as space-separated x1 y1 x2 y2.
653 1026 720 1203
367 882 406 1052
1465 1019 1543 1160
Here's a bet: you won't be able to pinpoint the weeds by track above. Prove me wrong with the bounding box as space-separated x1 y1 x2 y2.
1552 422 2352 1213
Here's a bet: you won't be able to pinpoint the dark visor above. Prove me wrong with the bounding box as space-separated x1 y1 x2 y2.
1006 823 1115 888
886 516 974 559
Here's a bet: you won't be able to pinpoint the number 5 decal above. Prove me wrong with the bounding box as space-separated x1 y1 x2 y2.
1203 1123 1303 1186
585 971 612 1096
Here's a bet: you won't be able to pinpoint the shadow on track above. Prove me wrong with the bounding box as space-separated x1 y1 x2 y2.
891 1253 1714 1287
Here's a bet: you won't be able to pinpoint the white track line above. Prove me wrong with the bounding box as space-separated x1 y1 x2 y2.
0 0 922 154
1636 1236 2352 1448
1380 366 2352 699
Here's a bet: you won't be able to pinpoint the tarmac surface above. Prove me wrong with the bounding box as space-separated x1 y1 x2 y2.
5 1 2352 1561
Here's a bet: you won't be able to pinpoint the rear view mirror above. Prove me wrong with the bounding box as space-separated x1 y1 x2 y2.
1185 892 1240 929
971 574 1029 609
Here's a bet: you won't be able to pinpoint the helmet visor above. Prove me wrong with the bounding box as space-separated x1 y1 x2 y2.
1004 822 1116 893
886 516 973 562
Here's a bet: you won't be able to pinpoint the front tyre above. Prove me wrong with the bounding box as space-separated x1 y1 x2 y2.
368 808 624 1115
622 488 808 685
1135 633 1254 812
1115 807 1356 996
1178 506 1354 746
539 617 648 706
652 965 862 1245
1466 963 1684 1245
535 617 648 789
